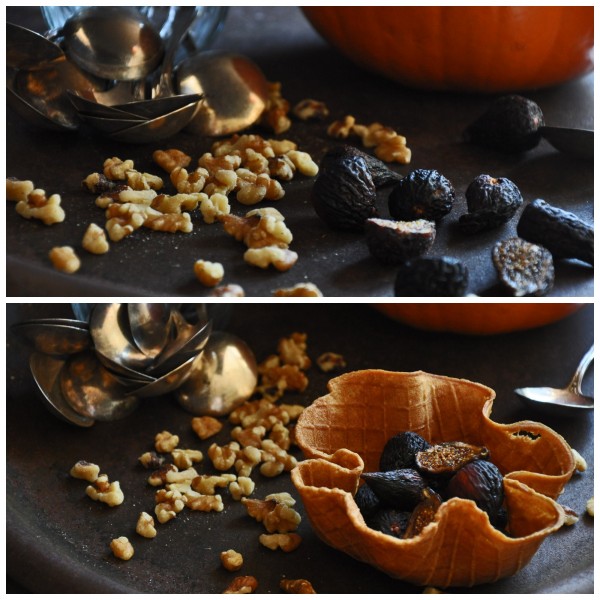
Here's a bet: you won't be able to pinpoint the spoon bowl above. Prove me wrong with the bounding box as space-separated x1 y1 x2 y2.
176 331 258 416
128 303 172 359
134 353 199 399
11 321 90 357
62 6 164 81
7 22 65 69
29 353 94 427
515 345 594 414
60 351 140 420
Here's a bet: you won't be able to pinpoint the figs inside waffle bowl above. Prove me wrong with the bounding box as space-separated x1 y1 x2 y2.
291 369 576 588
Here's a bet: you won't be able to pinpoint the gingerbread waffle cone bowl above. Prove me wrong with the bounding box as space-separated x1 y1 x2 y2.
291 370 576 588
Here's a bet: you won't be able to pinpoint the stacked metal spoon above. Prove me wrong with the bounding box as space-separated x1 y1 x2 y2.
12 303 214 426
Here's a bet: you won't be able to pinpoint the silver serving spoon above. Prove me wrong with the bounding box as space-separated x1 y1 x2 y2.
515 345 594 413
127 303 172 359
7 22 64 69
11 321 90 357
62 6 164 81
60 351 139 421
29 352 94 427
176 332 258 416
133 354 199 399
176 50 269 136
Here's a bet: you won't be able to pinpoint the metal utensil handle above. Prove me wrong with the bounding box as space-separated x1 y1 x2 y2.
567 345 594 395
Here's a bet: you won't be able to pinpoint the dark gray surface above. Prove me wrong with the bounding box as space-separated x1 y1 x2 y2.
6 303 594 593
6 7 594 297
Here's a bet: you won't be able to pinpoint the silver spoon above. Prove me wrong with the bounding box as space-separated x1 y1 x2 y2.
11 321 90 357
89 303 154 372
176 50 269 136
60 351 139 421
176 332 258 416
62 6 164 81
539 126 593 161
29 352 94 427
7 22 64 69
515 345 594 413
133 353 199 399
127 303 172 359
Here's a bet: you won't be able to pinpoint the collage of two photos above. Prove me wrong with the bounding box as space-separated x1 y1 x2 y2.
6 5 593 596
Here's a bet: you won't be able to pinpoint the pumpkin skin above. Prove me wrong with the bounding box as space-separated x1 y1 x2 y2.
373 303 583 335
303 7 594 92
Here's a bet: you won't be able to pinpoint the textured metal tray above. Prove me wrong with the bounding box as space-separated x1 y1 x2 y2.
6 303 594 593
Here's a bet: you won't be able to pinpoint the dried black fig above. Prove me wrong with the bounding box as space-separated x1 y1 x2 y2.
361 468 428 511
320 145 402 188
366 508 412 538
517 199 594 266
403 488 443 539
365 218 436 264
492 237 554 297
459 174 523 234
416 442 489 476
311 151 378 231
354 483 381 518
388 169 455 222
444 460 504 527
394 256 469 297
464 95 544 153
379 431 431 472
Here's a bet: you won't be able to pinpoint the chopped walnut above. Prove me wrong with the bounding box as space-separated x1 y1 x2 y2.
82 223 110 255
268 422 291 451
151 192 201 214
278 333 311 370
268 139 297 155
110 536 134 560
234 446 263 478
267 155 295 181
265 492 296 507
153 148 192 173
285 150 319 177
116 187 157 205
155 430 180 453
143 209 193 234
316 352 346 373
86 476 124 506
241 147 270 174
352 121 397 148
199 192 230 224
192 473 236 495
273 283 323 297
203 168 238 197
103 157 134 180
155 488 186 522
194 259 225 287
104 203 146 241
224 575 258 594
16 189 65 225
293 98 329 121
280 578 315 594
136 512 157 539
586 497 594 517
235 168 285 205
49 246 81 274
375 134 412 164
231 425 266 448
186 493 224 512
170 166 208 194
572 448 587 472
260 533 302 552
229 476 255 501
242 497 301 533
244 246 298 271
69 460 100 482
562 504 579 526
327 115 356 138
198 152 242 174
171 448 203 470
221 208 292 250
82 172 127 195
260 81 291 134
147 463 178 486
138 451 164 470
191 416 223 440
6 178 34 202
212 283 245 297
208 441 240 471
221 549 244 572
259 361 308 392
126 170 164 191
260 439 297 476
165 466 200 484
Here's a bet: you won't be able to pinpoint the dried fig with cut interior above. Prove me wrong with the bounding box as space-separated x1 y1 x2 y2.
403 488 443 539
416 441 489 476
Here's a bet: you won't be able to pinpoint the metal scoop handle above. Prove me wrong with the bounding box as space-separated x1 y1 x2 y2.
568 345 594 396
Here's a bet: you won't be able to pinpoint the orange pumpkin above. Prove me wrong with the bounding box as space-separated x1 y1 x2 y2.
373 303 583 335
303 7 594 92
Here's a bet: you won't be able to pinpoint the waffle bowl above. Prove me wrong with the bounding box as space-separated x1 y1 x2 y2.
291 370 576 588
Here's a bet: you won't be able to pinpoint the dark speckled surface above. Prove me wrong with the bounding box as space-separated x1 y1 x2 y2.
6 7 593 297
6 303 594 593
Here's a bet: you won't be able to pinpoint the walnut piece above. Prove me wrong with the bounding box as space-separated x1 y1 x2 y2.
69 460 100 482
192 473 236 495
6 178 34 201
86 476 124 506
293 99 329 121
103 157 134 180
221 549 244 572
273 283 323 297
280 578 315 594
153 148 192 173
229 476 255 501
259 532 302 552
191 416 223 440
136 512 157 538
572 448 587 472
244 246 298 271
242 496 301 533
224 575 258 594
199 192 230 224
155 430 180 453
212 283 246 297
561 504 579 526
277 333 311 370
316 352 347 373
171 448 203 470
186 493 224 512
82 223 110 255
327 115 356 138
194 259 225 287
234 446 263 478
260 81 291 134
208 441 240 471
110 536 134 560
586 497 594 517
49 246 81 274
16 189 65 225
